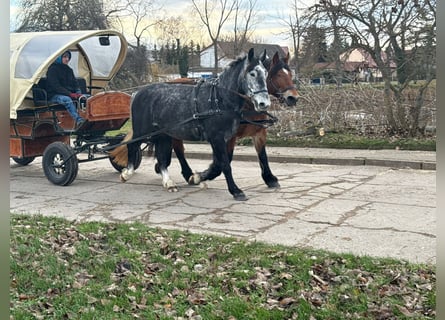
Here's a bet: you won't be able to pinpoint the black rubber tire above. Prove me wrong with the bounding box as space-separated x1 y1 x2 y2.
42 142 78 186
109 146 142 172
12 156 35 166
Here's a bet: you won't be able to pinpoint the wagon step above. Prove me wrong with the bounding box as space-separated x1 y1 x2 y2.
54 119 89 134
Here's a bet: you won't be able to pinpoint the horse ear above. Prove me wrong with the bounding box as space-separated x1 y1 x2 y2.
248 48 254 61
272 51 280 64
259 49 267 62
284 52 290 63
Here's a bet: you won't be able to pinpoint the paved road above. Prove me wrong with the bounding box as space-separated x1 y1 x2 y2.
10 147 436 265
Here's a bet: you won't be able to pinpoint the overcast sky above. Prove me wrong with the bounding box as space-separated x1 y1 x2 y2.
157 0 316 47
10 0 317 47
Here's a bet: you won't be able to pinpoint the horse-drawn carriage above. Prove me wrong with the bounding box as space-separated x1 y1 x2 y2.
10 30 141 186
11 30 299 200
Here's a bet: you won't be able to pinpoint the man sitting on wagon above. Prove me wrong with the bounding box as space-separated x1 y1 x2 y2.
46 50 86 127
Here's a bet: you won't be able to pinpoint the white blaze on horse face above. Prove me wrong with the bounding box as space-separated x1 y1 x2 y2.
246 64 271 112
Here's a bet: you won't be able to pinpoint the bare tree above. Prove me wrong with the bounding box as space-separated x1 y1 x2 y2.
15 0 108 31
277 0 306 85
155 16 203 49
110 0 161 49
310 0 436 135
191 0 237 76
232 0 258 53
108 0 164 85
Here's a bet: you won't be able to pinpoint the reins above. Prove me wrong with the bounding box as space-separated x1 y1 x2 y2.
102 80 257 152
103 58 275 152
240 110 278 128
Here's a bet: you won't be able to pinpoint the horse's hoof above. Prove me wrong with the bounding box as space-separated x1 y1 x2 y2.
188 173 201 185
121 168 134 182
164 179 177 192
233 192 248 201
267 181 280 188
168 186 178 192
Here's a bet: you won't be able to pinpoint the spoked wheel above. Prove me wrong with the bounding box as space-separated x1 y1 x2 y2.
42 142 79 186
109 146 142 172
12 156 35 166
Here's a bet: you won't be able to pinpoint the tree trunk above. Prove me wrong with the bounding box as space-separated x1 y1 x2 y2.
213 41 219 77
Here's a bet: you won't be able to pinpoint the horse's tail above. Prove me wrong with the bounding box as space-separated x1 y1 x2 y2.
109 129 133 167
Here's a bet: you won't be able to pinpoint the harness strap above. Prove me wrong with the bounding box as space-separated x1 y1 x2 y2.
240 110 278 128
102 108 224 152
103 81 262 152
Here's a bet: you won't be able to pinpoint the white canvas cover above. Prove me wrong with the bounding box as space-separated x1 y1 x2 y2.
10 30 127 119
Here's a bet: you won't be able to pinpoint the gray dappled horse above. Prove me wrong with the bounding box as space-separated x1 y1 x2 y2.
110 48 271 200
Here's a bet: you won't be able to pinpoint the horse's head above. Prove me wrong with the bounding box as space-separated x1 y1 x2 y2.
241 48 271 112
262 51 299 106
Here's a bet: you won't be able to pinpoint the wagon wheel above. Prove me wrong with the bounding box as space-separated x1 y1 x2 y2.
12 156 35 166
42 142 79 186
109 146 142 172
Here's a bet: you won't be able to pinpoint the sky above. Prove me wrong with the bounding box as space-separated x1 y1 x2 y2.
156 0 317 47
10 0 317 48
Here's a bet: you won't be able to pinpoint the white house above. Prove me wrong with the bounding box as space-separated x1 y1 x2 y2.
198 41 288 71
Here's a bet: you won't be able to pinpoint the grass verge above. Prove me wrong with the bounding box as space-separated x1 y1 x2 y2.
11 214 435 319
240 133 436 151
108 122 435 151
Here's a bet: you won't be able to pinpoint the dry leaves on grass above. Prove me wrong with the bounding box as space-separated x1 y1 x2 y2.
10 215 436 319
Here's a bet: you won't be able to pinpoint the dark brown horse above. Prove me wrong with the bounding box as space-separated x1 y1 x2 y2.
172 51 299 188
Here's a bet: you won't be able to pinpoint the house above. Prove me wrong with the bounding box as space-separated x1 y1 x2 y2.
191 41 288 76
313 48 396 83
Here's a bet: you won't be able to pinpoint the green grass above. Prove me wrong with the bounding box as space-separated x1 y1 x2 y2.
10 214 436 319
260 133 436 151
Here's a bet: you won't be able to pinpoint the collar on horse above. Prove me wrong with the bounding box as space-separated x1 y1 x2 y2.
192 79 223 119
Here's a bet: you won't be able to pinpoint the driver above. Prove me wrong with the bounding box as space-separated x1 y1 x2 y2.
46 50 86 127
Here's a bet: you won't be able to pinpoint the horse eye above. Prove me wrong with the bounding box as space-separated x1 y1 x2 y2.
249 71 256 77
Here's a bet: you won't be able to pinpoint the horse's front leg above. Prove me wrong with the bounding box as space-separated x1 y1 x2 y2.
253 131 280 188
211 140 247 201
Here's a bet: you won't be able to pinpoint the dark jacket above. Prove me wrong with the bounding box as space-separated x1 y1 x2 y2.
46 62 79 99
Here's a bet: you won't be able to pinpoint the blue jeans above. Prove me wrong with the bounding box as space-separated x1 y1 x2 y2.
49 94 83 122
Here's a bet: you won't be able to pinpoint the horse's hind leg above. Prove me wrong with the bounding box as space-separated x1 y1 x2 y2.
253 131 280 188
120 142 140 182
154 136 178 192
188 137 236 185
172 139 194 183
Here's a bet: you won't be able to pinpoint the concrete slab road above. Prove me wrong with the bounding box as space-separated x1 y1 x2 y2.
10 154 436 265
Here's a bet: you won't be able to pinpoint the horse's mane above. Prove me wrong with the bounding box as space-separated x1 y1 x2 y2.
219 50 260 78
226 51 248 68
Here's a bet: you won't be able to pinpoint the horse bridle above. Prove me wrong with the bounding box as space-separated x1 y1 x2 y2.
266 61 297 102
